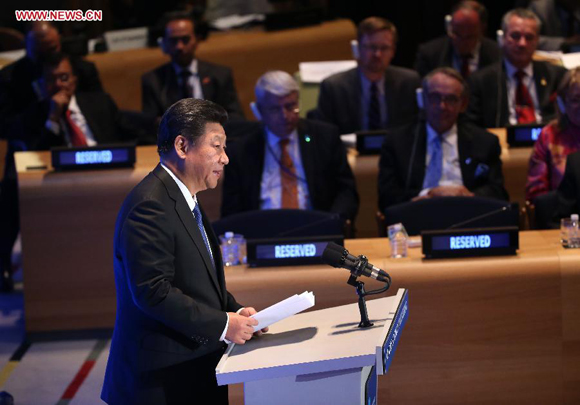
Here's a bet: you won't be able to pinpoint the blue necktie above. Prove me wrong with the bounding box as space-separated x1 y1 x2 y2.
423 136 443 189
192 203 215 270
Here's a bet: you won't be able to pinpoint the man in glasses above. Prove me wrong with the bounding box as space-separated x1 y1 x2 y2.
221 71 359 222
314 17 421 134
467 8 567 128
415 1 500 78
378 67 508 210
11 52 139 150
141 12 244 121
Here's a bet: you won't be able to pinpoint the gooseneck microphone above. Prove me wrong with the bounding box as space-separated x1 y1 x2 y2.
322 242 391 284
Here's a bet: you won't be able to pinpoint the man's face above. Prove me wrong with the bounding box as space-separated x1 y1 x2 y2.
258 91 300 138
163 19 197 67
358 30 395 76
184 122 229 193
503 16 539 69
449 9 482 56
565 82 580 127
424 73 467 134
44 59 77 98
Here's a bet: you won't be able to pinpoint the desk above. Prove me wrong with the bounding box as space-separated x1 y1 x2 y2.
85 20 356 118
13 150 580 402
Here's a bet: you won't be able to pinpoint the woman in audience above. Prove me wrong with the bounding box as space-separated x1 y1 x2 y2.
526 67 580 202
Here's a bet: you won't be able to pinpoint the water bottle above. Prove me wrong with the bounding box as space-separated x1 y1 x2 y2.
388 223 408 259
220 231 239 266
569 214 580 249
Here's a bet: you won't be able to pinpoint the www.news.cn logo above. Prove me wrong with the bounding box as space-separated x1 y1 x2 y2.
15 10 102 22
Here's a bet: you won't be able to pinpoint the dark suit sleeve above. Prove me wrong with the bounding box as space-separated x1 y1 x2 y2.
220 145 244 218
79 61 103 92
556 153 580 219
327 130 359 220
141 74 162 118
9 101 65 151
470 131 509 201
120 198 228 341
378 126 421 211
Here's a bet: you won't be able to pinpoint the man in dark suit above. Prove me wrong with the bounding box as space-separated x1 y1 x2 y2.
556 150 580 218
314 17 420 134
467 8 567 128
378 67 508 211
11 53 142 151
222 71 359 221
0 22 102 119
528 0 580 51
141 12 244 120
101 99 264 404
415 1 500 78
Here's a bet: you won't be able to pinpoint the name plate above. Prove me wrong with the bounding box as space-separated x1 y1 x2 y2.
421 226 519 259
355 130 388 155
507 124 543 147
381 289 409 374
247 235 343 267
51 144 136 171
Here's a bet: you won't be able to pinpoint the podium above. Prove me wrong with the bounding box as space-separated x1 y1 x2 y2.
216 288 408 405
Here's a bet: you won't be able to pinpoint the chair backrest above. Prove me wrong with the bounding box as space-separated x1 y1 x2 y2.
383 196 519 236
212 209 344 239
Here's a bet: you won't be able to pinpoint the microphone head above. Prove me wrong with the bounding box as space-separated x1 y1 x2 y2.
321 243 346 268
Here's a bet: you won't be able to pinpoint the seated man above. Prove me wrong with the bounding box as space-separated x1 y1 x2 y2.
378 67 508 211
314 17 420 134
0 21 102 119
526 67 580 201
12 53 140 150
221 71 359 221
528 0 580 51
556 150 580 218
415 1 500 78
141 12 244 120
467 8 567 128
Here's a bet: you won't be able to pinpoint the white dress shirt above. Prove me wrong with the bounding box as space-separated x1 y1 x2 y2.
420 123 463 195
504 59 542 125
260 128 311 210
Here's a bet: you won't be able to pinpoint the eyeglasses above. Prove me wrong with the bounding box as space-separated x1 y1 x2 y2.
45 73 71 84
360 44 393 54
426 92 462 107
261 102 299 116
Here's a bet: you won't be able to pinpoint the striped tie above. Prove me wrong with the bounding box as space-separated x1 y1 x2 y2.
192 203 215 270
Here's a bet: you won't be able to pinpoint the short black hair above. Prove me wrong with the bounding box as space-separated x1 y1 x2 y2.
157 98 228 156
42 52 75 75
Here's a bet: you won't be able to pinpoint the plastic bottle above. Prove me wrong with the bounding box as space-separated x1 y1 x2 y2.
388 223 408 258
220 231 239 266
569 214 580 249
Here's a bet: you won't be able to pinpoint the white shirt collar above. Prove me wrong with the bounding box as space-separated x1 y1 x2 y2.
68 94 80 114
160 163 197 212
426 122 457 144
265 127 299 148
173 59 199 77
504 58 533 80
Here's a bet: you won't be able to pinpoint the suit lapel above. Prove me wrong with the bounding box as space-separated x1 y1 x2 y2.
297 120 317 205
154 164 223 301
197 61 214 101
442 38 454 68
249 128 267 210
414 123 428 188
532 61 549 111
499 63 509 127
349 69 363 131
163 64 181 108
457 125 474 187
74 93 100 142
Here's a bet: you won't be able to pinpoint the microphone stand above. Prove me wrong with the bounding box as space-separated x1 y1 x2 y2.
346 255 391 328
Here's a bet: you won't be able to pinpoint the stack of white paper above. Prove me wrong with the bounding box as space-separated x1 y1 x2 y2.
251 291 315 332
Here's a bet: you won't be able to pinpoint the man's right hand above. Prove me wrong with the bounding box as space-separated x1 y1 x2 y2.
225 313 259 344
48 90 72 123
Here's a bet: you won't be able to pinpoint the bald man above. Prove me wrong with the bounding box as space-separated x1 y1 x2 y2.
0 22 102 120
415 1 500 78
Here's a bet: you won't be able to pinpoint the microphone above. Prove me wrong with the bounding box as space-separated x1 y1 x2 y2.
446 204 511 230
322 242 391 283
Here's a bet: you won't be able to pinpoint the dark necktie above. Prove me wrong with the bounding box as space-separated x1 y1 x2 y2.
279 138 299 209
514 70 536 124
192 203 215 270
65 110 88 147
179 70 193 99
369 81 381 130
423 135 443 189
460 55 471 79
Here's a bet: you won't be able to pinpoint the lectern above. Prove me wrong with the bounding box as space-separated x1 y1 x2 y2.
216 288 408 405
